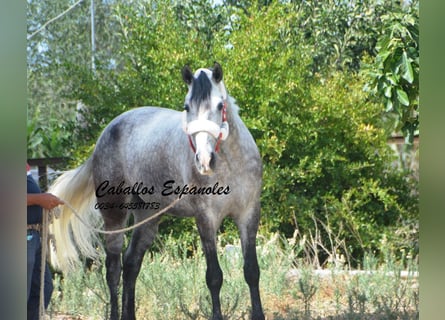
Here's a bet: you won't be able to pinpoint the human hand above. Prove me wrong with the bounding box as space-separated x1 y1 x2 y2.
27 193 64 210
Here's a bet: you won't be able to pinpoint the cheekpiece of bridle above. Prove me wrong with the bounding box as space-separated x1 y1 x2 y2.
182 100 229 153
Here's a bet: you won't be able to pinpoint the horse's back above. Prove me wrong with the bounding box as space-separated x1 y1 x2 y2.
92 107 187 181
95 106 182 152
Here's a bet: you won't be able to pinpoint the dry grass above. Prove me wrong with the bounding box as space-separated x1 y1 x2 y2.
46 233 418 320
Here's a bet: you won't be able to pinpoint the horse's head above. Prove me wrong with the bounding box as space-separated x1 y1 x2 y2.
181 62 229 176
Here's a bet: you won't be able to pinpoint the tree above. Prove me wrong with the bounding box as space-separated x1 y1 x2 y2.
27 0 121 158
364 0 419 145
214 2 418 263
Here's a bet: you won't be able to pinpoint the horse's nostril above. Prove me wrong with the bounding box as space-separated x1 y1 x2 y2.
209 152 216 168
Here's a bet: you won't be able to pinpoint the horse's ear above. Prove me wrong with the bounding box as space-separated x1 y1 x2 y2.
212 62 223 83
182 65 193 85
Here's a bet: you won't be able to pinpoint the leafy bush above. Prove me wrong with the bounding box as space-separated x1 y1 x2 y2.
212 1 417 263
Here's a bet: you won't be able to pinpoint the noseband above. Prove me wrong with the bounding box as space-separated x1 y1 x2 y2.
182 100 229 153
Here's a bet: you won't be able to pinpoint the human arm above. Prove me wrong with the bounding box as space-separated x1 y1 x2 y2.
27 193 64 210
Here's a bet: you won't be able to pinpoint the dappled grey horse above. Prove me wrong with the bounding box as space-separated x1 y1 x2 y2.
48 63 265 320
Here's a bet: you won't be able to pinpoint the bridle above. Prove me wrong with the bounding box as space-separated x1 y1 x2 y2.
182 100 229 153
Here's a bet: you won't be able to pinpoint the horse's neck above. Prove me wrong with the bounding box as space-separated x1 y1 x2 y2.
225 98 243 142
215 98 260 181
224 98 255 157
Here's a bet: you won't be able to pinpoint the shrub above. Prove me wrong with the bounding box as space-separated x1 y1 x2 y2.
49 234 419 319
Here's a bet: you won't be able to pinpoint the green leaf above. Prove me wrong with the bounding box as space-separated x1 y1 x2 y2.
385 98 393 112
396 88 410 106
401 51 414 83
386 74 398 86
384 85 392 98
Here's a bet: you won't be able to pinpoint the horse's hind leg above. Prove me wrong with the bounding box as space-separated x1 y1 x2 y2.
102 208 128 320
121 214 161 320
235 205 265 320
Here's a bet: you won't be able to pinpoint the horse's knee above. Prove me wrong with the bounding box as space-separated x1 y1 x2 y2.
105 251 121 267
105 232 125 255
206 264 223 291
244 257 260 286
105 252 122 287
122 251 144 280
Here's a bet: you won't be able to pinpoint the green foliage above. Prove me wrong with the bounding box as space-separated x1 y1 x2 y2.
346 250 419 319
50 262 109 319
293 266 319 318
27 0 121 157
215 2 418 260
289 0 387 73
364 0 419 144
49 234 419 319
57 0 229 149
27 0 418 264
27 103 75 158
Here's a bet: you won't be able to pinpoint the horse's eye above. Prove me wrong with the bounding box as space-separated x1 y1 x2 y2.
184 104 190 112
217 102 224 111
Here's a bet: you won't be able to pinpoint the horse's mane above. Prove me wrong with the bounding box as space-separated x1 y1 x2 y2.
191 71 212 105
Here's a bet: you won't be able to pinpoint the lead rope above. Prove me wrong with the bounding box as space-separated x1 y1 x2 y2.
62 197 181 235
38 197 181 319
39 207 52 320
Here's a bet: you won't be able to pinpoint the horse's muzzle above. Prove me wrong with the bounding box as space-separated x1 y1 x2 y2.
195 151 215 175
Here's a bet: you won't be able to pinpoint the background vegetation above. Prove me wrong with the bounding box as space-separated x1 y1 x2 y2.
48 233 419 319
27 0 418 267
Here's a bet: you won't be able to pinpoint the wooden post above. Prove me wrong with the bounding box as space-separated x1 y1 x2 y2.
38 165 48 191
27 157 68 191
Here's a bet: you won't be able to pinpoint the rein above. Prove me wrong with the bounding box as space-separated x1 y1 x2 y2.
183 100 229 153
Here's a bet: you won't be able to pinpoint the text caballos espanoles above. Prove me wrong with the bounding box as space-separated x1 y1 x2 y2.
95 179 231 200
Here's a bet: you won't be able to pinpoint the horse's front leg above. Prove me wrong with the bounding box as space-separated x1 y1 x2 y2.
235 206 265 320
196 216 223 320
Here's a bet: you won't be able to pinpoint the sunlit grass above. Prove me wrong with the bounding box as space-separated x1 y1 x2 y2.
47 233 418 319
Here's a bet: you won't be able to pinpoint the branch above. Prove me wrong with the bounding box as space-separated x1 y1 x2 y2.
27 0 84 40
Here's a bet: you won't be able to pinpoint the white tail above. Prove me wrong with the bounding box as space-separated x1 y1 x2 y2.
48 158 103 273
